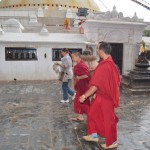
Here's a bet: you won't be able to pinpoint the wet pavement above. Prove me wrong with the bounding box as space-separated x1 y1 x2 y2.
0 80 150 150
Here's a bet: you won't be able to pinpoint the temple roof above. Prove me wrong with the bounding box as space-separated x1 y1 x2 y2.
0 0 100 11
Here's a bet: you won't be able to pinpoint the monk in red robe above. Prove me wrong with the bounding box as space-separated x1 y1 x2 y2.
71 52 91 121
79 42 120 149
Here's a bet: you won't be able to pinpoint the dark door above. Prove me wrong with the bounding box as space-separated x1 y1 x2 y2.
110 43 123 74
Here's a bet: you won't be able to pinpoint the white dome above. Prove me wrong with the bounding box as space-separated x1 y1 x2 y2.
4 19 24 30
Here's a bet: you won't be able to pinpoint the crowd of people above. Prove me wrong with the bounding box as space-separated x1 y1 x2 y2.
54 42 120 149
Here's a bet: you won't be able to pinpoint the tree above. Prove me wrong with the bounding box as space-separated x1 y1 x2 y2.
144 30 150 37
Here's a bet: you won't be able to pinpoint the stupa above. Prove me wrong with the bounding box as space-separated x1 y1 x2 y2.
121 41 150 94
0 0 99 12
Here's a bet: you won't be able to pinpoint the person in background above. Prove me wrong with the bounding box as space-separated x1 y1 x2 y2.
82 49 98 76
71 52 90 121
56 48 75 103
79 42 120 149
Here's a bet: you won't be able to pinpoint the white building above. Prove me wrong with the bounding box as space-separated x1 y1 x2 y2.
0 0 149 81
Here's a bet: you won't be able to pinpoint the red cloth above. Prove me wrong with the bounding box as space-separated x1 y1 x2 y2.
74 60 90 114
87 56 120 146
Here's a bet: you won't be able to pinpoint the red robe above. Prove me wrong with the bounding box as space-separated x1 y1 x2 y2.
74 60 90 114
87 56 120 146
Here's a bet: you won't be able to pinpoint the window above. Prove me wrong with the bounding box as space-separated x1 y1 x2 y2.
5 47 37 61
52 48 82 61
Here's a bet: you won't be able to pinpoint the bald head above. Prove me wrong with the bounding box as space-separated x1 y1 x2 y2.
71 52 82 63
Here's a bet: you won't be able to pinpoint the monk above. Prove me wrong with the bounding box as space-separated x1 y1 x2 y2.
79 42 120 149
71 52 91 121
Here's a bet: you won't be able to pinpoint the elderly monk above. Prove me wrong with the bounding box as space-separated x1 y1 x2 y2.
71 52 91 121
79 42 120 149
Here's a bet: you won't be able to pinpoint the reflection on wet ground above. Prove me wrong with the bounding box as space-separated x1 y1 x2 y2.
0 81 150 150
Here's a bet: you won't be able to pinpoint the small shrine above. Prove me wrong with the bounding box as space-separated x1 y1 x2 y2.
121 41 150 94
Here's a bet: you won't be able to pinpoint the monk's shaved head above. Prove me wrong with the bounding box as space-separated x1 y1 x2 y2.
72 52 82 58
98 41 112 55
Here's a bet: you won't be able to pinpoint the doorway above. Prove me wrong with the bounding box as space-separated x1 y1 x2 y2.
110 43 123 74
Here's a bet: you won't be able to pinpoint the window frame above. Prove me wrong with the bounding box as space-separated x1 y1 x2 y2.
5 47 38 61
52 48 82 61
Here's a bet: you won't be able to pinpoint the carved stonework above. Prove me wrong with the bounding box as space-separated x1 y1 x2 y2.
83 5 147 76
98 32 104 41
132 12 138 22
40 24 49 35
87 5 143 22
29 14 38 23
84 33 92 42
111 6 118 18
84 4 147 44
38 7 44 17
0 25 4 34
66 8 73 18
104 30 128 43
118 12 123 19
134 35 143 43
87 11 94 19
128 29 134 43
3 19 24 33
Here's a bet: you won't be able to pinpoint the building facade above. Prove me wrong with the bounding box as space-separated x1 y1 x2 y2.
0 1 148 81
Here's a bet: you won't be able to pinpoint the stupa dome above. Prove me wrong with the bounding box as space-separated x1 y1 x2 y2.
0 0 100 12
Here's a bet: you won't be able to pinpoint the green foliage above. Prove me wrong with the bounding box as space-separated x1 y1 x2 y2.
144 30 150 37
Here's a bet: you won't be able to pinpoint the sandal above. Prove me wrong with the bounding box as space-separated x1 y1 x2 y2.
101 142 118 149
71 117 84 122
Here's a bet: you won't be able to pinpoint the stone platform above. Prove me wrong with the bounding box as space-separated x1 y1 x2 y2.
0 81 150 150
121 66 150 94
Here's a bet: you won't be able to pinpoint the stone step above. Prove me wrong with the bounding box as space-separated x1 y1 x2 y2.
121 85 150 94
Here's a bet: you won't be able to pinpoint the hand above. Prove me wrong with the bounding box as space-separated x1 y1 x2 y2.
55 62 60 66
79 95 86 103
76 76 80 80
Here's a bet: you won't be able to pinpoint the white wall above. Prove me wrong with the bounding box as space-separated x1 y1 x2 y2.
0 43 85 81
83 20 147 75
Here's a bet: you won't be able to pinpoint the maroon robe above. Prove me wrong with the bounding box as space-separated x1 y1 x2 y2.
87 56 120 146
74 60 90 114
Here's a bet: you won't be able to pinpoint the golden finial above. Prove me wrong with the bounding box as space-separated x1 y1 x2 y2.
140 40 147 53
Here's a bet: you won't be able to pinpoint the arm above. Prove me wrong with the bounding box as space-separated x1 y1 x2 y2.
79 86 97 103
55 62 66 69
76 75 88 80
58 63 65 69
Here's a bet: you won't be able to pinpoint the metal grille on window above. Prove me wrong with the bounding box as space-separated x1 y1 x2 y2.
5 47 37 61
52 48 82 61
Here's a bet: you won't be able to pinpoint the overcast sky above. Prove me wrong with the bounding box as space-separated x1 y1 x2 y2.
94 0 150 22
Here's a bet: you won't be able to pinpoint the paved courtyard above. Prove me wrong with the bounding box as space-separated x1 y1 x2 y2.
0 80 150 150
